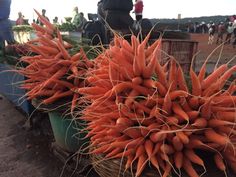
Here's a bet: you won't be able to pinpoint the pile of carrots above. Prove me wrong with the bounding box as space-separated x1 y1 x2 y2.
79 32 236 177
15 10 93 112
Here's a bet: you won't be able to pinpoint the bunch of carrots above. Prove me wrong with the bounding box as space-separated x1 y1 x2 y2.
15 10 94 112
79 32 236 177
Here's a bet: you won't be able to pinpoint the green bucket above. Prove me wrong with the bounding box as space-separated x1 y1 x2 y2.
48 111 87 153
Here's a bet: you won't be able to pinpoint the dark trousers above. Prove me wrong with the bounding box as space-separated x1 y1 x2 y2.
135 15 142 22
105 10 134 30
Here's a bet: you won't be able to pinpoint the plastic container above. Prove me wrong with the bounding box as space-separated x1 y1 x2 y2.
0 63 34 115
48 111 87 153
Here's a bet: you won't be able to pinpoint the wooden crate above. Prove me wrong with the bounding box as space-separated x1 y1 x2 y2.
161 39 199 73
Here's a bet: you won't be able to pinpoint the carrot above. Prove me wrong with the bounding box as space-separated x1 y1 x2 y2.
150 156 162 177
144 139 154 159
131 34 139 55
174 151 183 170
205 129 230 146
133 101 151 114
124 90 139 107
146 39 161 59
150 131 167 143
186 111 199 120
42 90 73 104
200 97 213 119
162 86 172 115
133 55 142 76
132 77 143 85
208 119 235 127
125 154 134 171
184 149 205 169
160 144 175 154
183 158 199 177
176 131 189 144
201 64 228 89
177 66 189 92
190 67 202 96
162 163 172 177
105 147 122 158
191 118 208 128
121 39 133 54
142 79 167 96
215 111 236 122
123 128 142 139
55 36 71 60
155 59 168 88
31 23 54 35
168 59 178 91
26 43 49 58
172 102 189 122
116 117 133 126
172 135 184 151
217 65 236 89
34 9 55 31
169 90 188 100
36 45 59 55
142 53 157 79
214 153 226 172
212 96 236 106
179 97 192 112
135 153 148 177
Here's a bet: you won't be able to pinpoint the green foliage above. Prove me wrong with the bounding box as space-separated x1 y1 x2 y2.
58 23 77 32
12 25 34 32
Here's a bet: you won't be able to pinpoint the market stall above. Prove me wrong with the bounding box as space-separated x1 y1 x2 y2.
1 9 236 177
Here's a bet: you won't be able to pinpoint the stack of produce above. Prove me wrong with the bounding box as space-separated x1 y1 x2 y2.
79 33 236 177
14 10 94 112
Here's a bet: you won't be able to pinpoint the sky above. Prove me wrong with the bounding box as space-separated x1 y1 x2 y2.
10 0 236 23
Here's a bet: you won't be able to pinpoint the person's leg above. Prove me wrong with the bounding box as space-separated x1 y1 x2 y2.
120 13 134 30
136 15 142 22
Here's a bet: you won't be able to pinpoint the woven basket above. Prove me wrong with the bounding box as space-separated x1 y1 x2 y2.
91 153 170 177
91 151 234 177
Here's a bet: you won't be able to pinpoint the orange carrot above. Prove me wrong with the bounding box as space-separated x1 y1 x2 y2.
214 153 226 172
201 64 228 89
184 149 205 169
183 158 199 177
172 135 183 151
205 129 230 146
135 153 148 177
172 102 189 122
144 139 154 159
176 131 189 144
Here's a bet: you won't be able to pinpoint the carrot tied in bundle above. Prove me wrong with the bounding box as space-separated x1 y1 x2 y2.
15 10 94 113
79 32 236 177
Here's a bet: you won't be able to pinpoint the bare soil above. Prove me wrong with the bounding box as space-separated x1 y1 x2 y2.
0 95 80 177
191 33 236 72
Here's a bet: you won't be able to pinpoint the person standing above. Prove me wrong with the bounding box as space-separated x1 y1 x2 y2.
72 7 81 29
97 0 105 21
102 0 134 30
77 12 87 31
16 12 24 25
216 22 225 44
0 0 15 53
133 0 143 22
207 21 215 44
232 20 236 48
53 16 59 25
36 9 49 26
225 22 234 44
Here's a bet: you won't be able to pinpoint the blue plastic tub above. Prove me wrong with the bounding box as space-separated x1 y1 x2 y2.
0 63 34 115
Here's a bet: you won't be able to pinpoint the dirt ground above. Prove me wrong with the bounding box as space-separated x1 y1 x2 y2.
0 94 80 177
191 33 236 72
